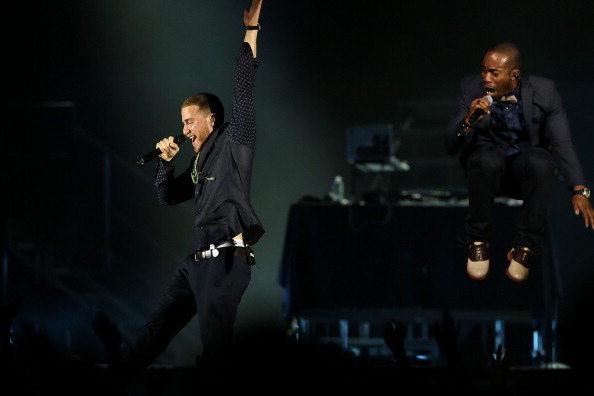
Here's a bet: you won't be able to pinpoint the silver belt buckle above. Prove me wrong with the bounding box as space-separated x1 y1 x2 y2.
195 244 219 261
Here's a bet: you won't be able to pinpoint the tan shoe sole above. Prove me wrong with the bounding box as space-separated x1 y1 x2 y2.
506 258 529 282
467 258 489 280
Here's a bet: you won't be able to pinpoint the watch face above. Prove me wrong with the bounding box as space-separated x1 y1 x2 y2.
585 188 591 198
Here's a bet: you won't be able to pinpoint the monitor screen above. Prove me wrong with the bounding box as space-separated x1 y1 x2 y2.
346 124 394 165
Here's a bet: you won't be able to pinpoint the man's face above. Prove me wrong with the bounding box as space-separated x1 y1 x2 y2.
181 105 213 153
481 51 519 99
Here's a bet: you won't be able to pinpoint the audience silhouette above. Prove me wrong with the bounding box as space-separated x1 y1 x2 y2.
0 301 585 394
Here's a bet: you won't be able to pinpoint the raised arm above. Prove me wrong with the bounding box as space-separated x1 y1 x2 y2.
243 0 262 57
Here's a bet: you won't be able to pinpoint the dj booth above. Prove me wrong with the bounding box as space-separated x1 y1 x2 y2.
278 201 556 365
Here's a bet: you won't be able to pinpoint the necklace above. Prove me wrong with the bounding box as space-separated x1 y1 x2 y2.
191 152 200 184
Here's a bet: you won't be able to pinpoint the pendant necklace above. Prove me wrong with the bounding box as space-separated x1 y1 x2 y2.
191 152 201 184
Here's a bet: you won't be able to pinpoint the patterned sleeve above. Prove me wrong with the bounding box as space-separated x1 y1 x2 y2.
227 42 259 145
155 158 194 205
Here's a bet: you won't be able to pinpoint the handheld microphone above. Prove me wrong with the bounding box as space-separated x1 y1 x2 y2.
136 134 186 165
468 95 493 124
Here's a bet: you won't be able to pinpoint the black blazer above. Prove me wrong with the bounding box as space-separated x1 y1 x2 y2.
444 73 587 189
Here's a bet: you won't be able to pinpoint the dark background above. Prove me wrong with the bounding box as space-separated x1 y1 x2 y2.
2 0 593 366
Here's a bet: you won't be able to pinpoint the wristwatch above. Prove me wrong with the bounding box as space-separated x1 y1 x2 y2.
573 187 591 198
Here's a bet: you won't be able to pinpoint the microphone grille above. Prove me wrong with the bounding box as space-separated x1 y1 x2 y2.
485 95 494 105
174 134 186 144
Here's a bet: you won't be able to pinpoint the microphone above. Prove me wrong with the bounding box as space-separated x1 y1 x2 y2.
468 95 493 124
136 134 186 165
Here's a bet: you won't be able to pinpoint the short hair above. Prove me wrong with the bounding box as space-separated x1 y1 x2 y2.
181 92 225 127
487 41 522 69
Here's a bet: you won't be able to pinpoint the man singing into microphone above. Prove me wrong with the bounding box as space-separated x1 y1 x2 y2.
110 0 264 389
445 41 594 283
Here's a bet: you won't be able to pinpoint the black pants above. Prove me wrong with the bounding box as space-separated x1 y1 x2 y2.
115 252 252 383
464 145 554 251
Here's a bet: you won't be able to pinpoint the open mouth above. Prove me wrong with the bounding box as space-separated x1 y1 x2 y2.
486 87 495 94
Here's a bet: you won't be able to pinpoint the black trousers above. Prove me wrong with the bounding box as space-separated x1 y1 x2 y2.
464 144 554 251
116 252 252 382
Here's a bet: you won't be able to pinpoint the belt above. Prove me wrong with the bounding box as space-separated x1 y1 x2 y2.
194 245 247 261
194 241 256 265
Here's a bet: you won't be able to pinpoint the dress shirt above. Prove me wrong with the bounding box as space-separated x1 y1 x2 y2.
155 42 264 254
